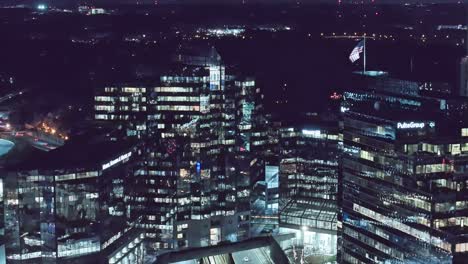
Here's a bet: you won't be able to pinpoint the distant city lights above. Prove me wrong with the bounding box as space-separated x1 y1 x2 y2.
205 28 245 37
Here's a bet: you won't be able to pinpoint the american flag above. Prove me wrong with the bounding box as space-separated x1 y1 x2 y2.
349 40 365 63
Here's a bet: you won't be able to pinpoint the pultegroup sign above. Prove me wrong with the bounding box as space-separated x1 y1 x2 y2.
396 121 434 130
397 122 425 129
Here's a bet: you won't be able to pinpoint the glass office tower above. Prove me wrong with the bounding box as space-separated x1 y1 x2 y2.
119 46 262 252
249 115 281 237
4 141 144 264
278 120 341 257
340 73 468 264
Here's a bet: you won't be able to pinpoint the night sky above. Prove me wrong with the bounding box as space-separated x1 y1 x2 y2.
1 0 467 7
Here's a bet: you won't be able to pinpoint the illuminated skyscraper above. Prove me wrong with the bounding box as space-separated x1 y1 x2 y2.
111 46 263 252
278 117 341 256
340 73 468 264
3 140 145 264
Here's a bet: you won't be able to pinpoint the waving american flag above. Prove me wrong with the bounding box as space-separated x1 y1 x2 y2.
349 40 365 63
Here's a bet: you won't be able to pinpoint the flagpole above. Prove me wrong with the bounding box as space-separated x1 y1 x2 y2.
363 37 366 74
410 56 414 73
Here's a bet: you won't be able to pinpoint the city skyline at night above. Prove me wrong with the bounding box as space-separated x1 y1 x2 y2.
0 1 465 264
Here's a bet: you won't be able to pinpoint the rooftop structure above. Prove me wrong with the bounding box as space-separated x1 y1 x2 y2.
155 236 289 264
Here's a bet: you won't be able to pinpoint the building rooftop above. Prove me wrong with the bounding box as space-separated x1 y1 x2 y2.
280 200 337 234
155 236 288 264
353 70 389 77
173 44 222 67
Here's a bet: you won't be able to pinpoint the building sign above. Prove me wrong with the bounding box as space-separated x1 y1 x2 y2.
397 122 426 129
102 152 132 170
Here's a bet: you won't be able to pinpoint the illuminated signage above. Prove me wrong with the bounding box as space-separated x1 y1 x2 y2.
397 122 426 129
102 152 132 170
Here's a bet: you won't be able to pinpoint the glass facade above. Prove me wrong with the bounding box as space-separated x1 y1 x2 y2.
116 47 263 252
340 76 468 264
4 142 144 263
279 125 341 209
94 87 148 137
278 123 341 257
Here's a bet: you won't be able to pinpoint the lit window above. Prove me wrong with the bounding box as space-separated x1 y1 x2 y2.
462 128 468 137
